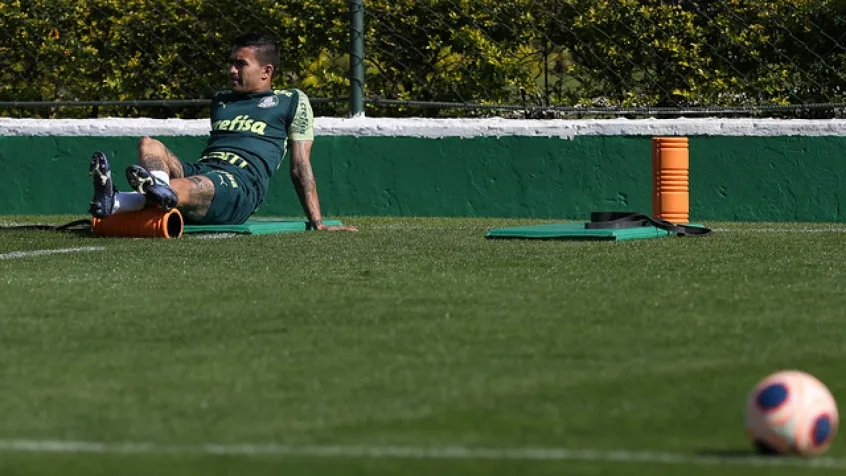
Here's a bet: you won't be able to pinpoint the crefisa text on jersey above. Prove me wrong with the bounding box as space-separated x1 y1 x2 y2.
212 115 268 135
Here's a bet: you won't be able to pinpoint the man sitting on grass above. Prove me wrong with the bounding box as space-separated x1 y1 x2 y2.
88 32 357 232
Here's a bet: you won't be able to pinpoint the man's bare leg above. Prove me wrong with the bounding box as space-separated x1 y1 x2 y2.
125 137 185 210
137 136 185 179
89 138 203 218
170 176 216 222
127 138 214 220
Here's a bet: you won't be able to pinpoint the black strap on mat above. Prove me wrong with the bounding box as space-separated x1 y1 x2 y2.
585 211 711 237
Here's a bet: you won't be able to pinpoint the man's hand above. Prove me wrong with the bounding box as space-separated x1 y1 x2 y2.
313 221 358 232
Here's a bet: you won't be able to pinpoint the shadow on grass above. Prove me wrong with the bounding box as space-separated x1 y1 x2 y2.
0 219 93 237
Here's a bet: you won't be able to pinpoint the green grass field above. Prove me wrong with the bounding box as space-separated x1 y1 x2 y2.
1 216 845 475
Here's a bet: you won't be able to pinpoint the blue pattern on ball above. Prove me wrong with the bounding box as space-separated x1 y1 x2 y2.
756 383 788 411
812 415 832 446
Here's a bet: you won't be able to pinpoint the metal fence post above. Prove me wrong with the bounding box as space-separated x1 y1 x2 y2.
349 0 365 117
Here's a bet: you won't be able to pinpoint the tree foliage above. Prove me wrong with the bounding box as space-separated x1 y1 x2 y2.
1 0 845 117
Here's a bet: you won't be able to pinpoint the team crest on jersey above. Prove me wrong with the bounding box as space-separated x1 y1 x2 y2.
258 96 279 108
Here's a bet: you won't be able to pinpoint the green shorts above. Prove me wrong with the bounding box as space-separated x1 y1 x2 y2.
180 159 261 225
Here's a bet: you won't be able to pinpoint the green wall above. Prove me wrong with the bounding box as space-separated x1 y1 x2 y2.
2 135 845 221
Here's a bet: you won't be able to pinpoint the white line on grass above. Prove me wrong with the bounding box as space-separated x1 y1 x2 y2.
0 246 104 261
0 440 843 469
711 228 846 233
362 225 846 233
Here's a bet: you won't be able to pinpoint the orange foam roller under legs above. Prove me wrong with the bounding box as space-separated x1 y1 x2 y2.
652 137 689 224
91 207 184 239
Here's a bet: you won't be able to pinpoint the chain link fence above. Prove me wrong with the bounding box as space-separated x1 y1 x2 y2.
0 0 351 118
2 0 846 118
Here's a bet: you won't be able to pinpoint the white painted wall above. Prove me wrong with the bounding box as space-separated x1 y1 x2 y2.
2 117 846 138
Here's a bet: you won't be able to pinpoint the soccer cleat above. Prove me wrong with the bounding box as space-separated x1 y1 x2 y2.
125 164 178 211
88 151 117 219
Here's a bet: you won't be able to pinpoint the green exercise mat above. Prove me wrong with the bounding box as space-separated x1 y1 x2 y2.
183 218 344 235
485 222 706 241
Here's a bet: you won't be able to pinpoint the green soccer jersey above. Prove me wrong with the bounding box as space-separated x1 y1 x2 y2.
201 87 314 201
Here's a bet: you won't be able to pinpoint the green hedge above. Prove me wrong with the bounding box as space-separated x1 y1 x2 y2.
545 0 846 109
2 0 844 118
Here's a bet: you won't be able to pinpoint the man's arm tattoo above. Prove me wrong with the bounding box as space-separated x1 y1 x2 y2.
289 142 321 225
294 160 316 195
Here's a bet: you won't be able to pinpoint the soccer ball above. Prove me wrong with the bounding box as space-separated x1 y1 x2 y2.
745 370 838 456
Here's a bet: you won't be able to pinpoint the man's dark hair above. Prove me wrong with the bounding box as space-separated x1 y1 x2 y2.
232 32 280 75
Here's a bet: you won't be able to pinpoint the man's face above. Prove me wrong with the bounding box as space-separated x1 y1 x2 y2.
229 46 271 93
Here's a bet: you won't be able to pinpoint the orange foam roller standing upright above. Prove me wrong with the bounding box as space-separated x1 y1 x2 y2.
92 207 184 239
652 137 661 218
652 137 689 224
